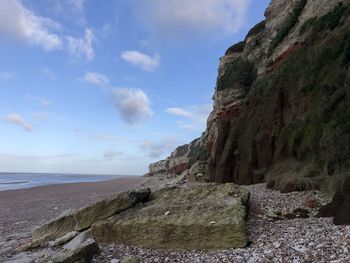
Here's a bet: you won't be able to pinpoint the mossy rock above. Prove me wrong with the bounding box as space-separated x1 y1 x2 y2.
33 188 151 239
91 184 250 250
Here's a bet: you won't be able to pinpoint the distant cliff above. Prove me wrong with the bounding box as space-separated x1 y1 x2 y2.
148 0 350 192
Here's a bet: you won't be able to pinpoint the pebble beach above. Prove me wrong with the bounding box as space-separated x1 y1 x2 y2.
1 179 350 262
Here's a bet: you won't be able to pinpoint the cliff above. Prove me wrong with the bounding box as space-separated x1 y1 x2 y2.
148 0 350 192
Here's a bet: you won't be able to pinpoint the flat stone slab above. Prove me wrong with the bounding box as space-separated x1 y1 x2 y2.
33 188 151 239
91 183 250 250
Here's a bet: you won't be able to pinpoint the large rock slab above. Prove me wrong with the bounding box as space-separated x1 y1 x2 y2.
318 177 350 225
33 188 151 239
91 183 250 250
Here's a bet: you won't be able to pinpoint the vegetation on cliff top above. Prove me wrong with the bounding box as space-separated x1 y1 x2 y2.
225 41 245 55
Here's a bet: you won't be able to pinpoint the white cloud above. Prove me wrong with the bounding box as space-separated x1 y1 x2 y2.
112 88 153 125
139 138 181 158
3 113 32 132
136 0 250 41
0 71 15 80
121 51 160 72
0 0 62 51
166 104 212 130
82 72 110 86
69 0 86 10
67 28 95 61
40 67 56 80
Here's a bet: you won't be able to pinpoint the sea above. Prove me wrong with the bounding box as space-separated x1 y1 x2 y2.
0 172 126 191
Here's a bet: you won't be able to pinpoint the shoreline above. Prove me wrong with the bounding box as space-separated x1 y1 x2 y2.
0 173 138 192
0 176 158 247
0 176 145 193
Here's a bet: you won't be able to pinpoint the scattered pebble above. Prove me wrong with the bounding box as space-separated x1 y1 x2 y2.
93 184 350 263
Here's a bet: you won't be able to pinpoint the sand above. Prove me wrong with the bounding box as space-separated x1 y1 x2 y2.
0 176 156 242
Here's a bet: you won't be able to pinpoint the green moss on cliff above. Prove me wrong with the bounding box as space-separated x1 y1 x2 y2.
230 4 350 190
217 58 257 93
209 3 350 189
301 3 349 36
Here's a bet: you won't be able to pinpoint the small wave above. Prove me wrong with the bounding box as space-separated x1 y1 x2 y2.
0 180 29 185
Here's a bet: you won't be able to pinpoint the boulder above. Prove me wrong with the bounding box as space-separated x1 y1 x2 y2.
51 230 100 263
318 177 350 225
91 183 250 250
33 188 151 239
51 240 99 263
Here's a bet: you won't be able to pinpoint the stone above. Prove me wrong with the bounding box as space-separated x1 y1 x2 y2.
291 242 307 253
49 231 79 247
292 208 309 218
304 196 317 209
63 230 91 250
33 188 151 239
120 257 140 263
51 240 99 263
91 183 250 250
317 178 350 225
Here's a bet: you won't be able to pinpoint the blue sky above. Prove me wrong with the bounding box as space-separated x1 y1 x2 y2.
0 0 269 175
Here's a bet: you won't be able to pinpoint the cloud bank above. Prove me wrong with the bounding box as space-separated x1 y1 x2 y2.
0 0 62 51
136 0 250 41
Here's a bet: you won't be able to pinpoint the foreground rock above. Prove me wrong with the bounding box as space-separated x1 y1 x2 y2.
91 183 250 249
52 230 100 263
33 188 151 240
8 189 151 263
318 178 350 225
94 184 350 263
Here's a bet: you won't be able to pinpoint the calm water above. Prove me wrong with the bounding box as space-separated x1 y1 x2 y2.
0 172 126 191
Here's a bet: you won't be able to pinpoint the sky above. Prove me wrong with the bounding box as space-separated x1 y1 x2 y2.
0 0 269 175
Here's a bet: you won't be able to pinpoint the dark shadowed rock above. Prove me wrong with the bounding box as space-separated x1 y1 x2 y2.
318 178 350 225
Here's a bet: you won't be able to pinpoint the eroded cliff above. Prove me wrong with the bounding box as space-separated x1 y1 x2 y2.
148 0 350 192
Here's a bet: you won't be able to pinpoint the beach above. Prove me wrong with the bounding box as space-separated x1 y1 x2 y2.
1 178 350 262
0 176 157 248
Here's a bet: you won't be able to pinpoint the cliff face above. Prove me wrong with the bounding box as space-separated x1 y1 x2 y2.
149 0 350 191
